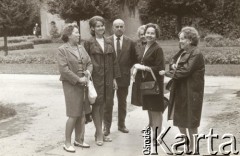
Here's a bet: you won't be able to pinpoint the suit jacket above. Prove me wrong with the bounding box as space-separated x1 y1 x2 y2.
57 43 93 85
57 43 93 116
108 35 137 87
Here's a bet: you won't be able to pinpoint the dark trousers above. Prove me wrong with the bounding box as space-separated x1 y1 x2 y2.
104 87 128 129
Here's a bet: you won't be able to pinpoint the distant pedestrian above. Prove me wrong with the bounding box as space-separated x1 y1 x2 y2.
33 23 41 38
57 23 92 153
159 26 205 151
49 21 60 39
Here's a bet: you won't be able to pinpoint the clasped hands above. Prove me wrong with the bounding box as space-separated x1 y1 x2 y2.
78 70 91 85
159 64 177 76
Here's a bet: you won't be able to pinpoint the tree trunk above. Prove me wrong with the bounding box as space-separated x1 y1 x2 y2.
3 25 8 56
176 15 182 33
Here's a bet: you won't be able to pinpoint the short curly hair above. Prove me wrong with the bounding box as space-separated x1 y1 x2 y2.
179 26 200 46
89 16 105 36
61 23 78 43
137 25 146 38
144 23 161 39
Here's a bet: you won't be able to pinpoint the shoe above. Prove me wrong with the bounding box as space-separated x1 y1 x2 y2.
118 127 129 133
85 113 92 124
96 140 104 146
95 136 104 146
63 144 76 153
74 141 90 148
103 127 110 136
103 136 112 142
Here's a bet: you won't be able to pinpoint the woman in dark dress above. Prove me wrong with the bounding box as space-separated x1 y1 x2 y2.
84 16 120 146
159 26 205 151
132 23 165 144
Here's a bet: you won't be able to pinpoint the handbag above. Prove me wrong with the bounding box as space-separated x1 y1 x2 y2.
87 73 97 105
140 69 160 95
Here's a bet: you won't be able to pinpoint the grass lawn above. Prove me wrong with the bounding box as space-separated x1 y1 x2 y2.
0 41 240 76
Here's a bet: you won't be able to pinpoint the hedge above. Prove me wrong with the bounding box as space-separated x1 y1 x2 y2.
0 55 56 64
29 38 52 45
0 42 34 51
7 38 27 43
163 46 240 64
204 34 240 47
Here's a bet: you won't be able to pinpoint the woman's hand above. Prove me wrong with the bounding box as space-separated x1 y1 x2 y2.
84 70 91 79
171 64 177 70
134 64 148 71
131 67 138 82
113 79 118 90
159 70 166 76
78 76 88 85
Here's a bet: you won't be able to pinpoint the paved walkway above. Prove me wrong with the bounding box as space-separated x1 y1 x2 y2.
0 74 239 156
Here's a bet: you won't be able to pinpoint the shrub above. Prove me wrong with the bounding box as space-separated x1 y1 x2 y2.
205 38 240 47
0 104 17 120
0 55 57 64
202 47 240 64
29 38 52 45
204 34 240 47
8 38 27 43
0 42 34 51
204 34 224 43
162 46 240 64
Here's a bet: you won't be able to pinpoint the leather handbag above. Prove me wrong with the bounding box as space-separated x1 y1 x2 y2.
140 69 160 95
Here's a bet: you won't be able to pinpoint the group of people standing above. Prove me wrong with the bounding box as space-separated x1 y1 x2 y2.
57 15 205 153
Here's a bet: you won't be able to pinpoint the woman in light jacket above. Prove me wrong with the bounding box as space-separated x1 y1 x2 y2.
57 23 92 153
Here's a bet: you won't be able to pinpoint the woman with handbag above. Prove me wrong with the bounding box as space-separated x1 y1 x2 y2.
57 23 92 152
159 26 205 151
132 23 165 145
84 16 120 146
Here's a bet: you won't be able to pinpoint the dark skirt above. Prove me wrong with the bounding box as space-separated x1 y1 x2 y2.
131 73 164 112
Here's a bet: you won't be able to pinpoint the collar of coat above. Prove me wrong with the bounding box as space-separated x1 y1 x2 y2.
62 43 85 59
173 45 197 63
87 36 113 54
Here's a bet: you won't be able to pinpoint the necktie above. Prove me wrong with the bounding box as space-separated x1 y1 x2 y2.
116 37 121 56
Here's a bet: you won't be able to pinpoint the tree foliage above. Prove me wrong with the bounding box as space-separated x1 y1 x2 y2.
139 0 216 33
138 0 240 39
47 0 120 22
0 0 40 36
0 0 39 55
199 0 240 39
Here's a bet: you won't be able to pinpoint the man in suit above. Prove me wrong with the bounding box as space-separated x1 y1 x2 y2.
104 19 136 136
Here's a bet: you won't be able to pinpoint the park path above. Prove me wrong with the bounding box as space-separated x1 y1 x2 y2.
0 74 239 156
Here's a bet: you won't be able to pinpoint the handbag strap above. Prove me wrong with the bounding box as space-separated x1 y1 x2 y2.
86 70 93 81
149 68 157 82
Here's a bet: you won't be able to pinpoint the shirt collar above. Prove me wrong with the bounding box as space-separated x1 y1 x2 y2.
114 34 123 41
